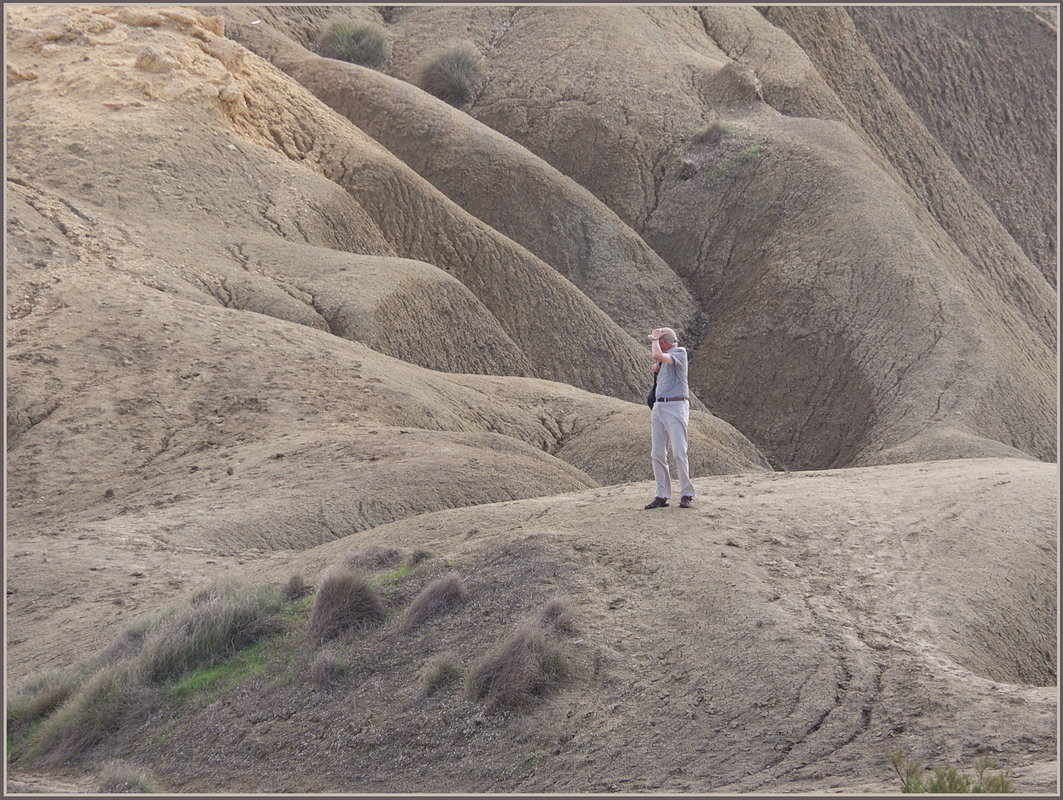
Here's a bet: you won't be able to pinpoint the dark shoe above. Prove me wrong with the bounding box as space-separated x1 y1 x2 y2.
679 495 694 509
644 497 669 509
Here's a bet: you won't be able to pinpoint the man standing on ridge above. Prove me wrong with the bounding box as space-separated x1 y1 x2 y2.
645 327 695 510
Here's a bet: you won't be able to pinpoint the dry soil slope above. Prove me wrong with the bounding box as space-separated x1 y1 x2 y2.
365 5 1056 471
4 5 768 680
22 458 1057 795
202 6 703 343
6 4 671 403
840 6 1056 288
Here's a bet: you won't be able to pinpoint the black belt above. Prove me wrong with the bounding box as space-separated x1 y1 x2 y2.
656 396 688 402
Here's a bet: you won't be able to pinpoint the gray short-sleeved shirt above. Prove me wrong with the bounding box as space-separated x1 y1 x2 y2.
656 346 689 398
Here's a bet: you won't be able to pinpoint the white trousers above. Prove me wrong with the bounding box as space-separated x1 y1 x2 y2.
650 401 695 499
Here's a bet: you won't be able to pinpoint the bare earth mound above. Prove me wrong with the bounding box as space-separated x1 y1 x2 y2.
6 459 1057 794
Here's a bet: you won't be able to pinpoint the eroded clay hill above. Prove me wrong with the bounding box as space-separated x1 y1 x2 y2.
5 4 767 678
212 3 1057 470
3 3 1058 796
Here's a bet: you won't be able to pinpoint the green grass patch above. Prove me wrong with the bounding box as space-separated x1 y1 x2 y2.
162 642 268 700
741 141 766 159
279 594 315 622
370 565 413 587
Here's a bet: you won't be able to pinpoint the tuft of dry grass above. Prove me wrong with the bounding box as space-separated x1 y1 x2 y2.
315 20 389 67
309 649 345 689
407 548 432 567
96 760 158 793
308 566 386 643
538 596 577 634
344 546 402 569
418 654 462 698
466 624 570 711
25 663 159 763
283 573 312 601
417 44 483 107
401 572 466 631
7 670 82 730
93 609 177 669
690 119 724 148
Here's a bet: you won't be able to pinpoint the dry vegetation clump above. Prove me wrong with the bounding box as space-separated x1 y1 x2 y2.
315 20 389 67
538 596 577 634
401 572 467 631
14 581 288 764
7 670 83 732
308 566 387 643
309 649 346 689
96 760 158 793
93 609 177 668
344 545 403 569
407 548 432 567
418 654 462 698
25 662 158 763
417 44 484 106
690 116 725 147
283 573 312 601
466 623 570 711
138 584 284 684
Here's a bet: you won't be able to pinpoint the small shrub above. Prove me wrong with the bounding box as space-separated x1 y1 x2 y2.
466 624 570 711
308 567 386 643
96 760 157 793
315 21 389 67
417 44 483 107
538 596 576 634
309 649 346 689
418 654 462 698
402 572 466 631
283 574 311 602
139 584 283 684
25 663 158 762
886 748 1015 793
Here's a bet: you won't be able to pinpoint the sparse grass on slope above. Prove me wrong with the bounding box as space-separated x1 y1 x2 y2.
139 585 283 684
11 545 580 778
15 582 286 763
